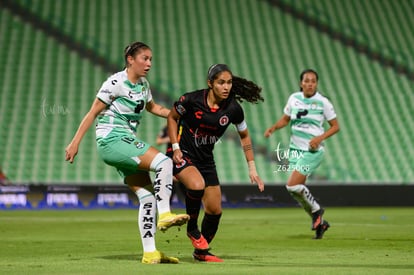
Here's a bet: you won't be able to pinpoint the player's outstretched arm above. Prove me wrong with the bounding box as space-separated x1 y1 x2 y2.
264 114 290 138
65 99 106 163
146 100 170 118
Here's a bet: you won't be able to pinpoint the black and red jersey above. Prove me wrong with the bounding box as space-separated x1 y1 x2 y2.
172 89 245 162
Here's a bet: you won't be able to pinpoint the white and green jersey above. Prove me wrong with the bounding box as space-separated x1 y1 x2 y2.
284 91 336 151
95 69 153 139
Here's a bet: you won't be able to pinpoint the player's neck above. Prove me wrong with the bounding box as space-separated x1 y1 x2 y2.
126 68 140 84
207 90 221 109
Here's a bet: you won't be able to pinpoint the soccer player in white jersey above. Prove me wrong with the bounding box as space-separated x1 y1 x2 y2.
65 42 189 263
264 69 340 239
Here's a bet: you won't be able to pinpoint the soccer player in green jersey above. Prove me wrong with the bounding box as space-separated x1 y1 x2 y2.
264 69 340 239
65 42 189 264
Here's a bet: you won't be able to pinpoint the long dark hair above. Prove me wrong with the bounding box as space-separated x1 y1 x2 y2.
207 64 264 104
232 76 264 104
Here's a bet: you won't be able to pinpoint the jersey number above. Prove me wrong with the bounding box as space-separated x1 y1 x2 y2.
121 136 135 144
135 100 145 114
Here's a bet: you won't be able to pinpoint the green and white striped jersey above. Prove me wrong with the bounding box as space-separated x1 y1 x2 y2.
284 91 336 151
95 69 153 139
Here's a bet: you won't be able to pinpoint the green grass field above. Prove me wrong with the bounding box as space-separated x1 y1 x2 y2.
1 208 413 274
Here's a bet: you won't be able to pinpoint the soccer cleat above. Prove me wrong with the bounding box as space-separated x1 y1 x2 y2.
157 212 190 232
313 220 330 239
187 230 209 250
193 249 223 262
141 250 179 264
311 208 325 230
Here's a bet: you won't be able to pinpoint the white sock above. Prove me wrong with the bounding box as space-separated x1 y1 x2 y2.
286 185 320 215
136 188 157 252
150 153 173 215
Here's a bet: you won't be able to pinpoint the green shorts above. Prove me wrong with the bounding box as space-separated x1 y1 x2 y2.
288 148 324 176
96 134 151 178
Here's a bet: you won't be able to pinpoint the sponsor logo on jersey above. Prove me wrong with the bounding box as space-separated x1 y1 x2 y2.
195 111 203 119
296 109 308 119
219 115 229 126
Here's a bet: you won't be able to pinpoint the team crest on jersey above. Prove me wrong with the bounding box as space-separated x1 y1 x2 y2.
134 141 145 149
310 102 318 110
219 115 229 126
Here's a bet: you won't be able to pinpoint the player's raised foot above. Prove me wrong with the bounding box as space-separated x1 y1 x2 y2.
187 229 209 250
157 212 190 232
313 220 330 239
141 250 179 264
311 208 325 230
193 249 223 262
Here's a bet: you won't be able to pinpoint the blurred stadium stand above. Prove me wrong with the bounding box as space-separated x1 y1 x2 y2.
0 0 413 188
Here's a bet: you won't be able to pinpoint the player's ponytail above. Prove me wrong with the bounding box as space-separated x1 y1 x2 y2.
207 64 264 104
232 76 264 104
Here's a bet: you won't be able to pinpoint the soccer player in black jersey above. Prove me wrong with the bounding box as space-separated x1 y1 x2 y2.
167 64 265 262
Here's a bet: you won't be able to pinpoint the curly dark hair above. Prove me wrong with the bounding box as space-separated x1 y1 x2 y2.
232 76 264 104
207 64 264 104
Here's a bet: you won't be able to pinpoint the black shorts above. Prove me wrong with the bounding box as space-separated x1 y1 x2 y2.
170 154 220 187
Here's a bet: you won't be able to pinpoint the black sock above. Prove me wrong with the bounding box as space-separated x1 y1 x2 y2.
185 189 204 232
201 213 222 243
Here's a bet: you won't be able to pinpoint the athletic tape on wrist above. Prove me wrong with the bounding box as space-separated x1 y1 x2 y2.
172 143 180 151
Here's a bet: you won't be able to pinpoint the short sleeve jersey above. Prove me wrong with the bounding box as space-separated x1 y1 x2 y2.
284 91 336 151
174 89 244 162
95 69 153 139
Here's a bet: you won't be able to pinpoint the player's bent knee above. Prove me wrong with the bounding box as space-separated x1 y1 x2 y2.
150 152 172 172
